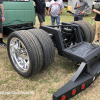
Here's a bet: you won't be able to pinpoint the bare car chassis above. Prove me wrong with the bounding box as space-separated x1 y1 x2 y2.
7 21 100 100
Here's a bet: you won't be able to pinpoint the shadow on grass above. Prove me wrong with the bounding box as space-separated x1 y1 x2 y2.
28 49 79 82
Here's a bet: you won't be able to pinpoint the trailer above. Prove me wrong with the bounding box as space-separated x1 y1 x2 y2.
3 0 100 100
67 0 94 14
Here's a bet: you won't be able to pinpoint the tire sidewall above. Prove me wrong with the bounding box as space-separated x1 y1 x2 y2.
7 32 35 77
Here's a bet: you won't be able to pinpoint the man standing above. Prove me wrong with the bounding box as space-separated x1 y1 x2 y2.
33 0 46 26
91 7 100 45
74 0 90 21
48 0 64 26
0 0 6 47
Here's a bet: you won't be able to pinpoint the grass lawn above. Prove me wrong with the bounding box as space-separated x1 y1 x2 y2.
1 8 100 100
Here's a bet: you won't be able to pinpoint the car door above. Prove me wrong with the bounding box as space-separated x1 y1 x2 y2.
3 0 35 26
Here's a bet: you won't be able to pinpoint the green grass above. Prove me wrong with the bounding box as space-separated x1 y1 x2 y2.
1 8 100 100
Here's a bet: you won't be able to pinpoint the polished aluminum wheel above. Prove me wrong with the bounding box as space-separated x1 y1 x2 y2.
10 38 30 72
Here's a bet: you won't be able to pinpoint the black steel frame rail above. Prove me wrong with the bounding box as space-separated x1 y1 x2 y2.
40 23 100 100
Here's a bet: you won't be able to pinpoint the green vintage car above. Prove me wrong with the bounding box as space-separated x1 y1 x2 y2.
3 0 35 28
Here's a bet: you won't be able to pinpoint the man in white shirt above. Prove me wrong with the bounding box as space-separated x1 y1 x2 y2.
48 0 64 26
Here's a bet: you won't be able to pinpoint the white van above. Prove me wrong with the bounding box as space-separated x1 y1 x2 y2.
92 0 100 9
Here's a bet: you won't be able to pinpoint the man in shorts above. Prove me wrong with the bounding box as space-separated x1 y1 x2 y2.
91 7 100 45
33 0 46 26
48 0 64 26
74 0 90 21
0 0 6 47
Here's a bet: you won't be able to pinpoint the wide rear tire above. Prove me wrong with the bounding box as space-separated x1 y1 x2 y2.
28 29 55 69
7 30 43 77
71 21 91 42
79 20 95 43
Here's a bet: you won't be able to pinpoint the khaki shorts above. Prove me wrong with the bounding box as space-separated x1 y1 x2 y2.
93 20 100 34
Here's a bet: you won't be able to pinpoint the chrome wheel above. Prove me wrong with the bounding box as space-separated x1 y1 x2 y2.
10 38 30 73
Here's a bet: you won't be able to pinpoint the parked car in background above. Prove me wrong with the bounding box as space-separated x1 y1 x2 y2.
63 0 68 8
92 0 100 9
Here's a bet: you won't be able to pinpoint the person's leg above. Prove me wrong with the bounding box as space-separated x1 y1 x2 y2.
56 15 60 25
74 14 78 21
95 33 100 45
0 14 6 47
93 20 96 32
37 13 43 26
0 33 3 43
51 15 55 26
98 33 100 40
94 21 100 45
40 22 43 26
96 22 100 42
40 13 45 26
78 15 83 21
97 33 100 40
0 25 6 46
97 22 100 41
0 18 3 43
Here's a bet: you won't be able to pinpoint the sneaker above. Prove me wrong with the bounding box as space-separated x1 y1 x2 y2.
0 42 7 47
94 40 99 45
